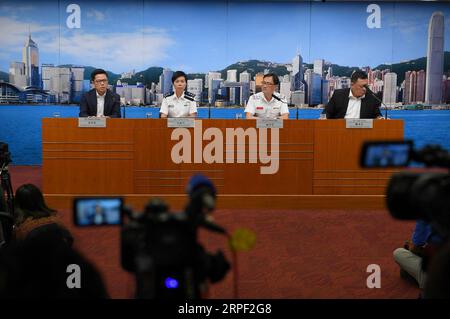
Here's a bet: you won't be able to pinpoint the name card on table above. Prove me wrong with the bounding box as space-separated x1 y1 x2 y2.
345 119 373 129
78 118 107 128
256 119 284 129
167 118 195 128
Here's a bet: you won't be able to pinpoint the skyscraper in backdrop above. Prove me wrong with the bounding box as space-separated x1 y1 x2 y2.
22 32 40 87
425 11 444 105
383 72 398 107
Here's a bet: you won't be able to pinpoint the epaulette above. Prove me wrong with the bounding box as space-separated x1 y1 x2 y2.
164 92 174 98
184 91 195 101
272 94 287 104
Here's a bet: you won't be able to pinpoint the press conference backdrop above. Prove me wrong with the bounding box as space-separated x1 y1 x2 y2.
0 0 449 165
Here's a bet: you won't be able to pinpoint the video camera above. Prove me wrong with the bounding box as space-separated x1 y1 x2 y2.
73 174 230 299
360 140 450 237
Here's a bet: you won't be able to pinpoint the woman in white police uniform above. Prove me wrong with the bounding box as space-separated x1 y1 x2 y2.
244 73 289 119
160 71 197 118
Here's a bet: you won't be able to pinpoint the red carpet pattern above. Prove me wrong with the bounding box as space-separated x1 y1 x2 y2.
8 166 420 298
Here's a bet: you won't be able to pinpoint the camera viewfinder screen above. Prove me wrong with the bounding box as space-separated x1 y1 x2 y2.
74 198 122 226
363 143 411 168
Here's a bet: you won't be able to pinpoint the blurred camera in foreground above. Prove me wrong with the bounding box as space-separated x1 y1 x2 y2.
73 174 230 299
360 140 450 235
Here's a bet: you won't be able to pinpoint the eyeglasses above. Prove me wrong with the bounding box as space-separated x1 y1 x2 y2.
94 79 108 84
262 81 275 86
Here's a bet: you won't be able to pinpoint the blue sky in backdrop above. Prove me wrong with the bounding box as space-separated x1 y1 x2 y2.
0 0 449 74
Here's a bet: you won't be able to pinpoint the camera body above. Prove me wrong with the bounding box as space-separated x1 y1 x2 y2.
73 177 230 299
122 192 230 299
121 199 203 298
360 140 450 236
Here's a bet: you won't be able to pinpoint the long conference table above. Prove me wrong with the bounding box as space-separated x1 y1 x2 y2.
42 118 403 210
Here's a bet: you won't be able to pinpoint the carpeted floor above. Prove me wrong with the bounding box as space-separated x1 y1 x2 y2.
7 165 420 298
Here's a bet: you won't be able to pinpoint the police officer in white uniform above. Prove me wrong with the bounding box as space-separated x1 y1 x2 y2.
160 71 198 118
245 73 289 119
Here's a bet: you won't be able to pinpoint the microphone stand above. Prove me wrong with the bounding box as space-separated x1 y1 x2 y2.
364 85 388 119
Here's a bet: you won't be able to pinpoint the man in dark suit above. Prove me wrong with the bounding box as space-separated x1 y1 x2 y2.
325 70 383 119
79 69 121 118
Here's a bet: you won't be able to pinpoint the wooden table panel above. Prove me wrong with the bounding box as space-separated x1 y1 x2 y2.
42 118 403 208
313 120 403 195
42 118 134 194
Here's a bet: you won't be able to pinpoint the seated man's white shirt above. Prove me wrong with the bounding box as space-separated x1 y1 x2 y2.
96 91 105 117
344 90 365 119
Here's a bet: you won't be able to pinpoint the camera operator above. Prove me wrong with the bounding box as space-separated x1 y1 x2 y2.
13 184 72 245
393 219 443 289
0 228 108 298
361 141 450 297
0 183 109 298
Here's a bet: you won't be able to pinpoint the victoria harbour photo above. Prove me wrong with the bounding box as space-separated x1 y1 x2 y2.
1 1 449 163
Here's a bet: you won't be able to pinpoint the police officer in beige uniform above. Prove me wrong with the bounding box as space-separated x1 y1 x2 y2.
245 73 289 119
160 71 197 118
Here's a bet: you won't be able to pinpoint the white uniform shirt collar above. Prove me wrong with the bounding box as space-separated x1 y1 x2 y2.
261 92 275 103
349 89 365 100
173 91 185 100
96 90 106 98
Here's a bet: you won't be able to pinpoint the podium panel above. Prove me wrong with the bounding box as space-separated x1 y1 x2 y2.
313 120 403 195
42 118 403 209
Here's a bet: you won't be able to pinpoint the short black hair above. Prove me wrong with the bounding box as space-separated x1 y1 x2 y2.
15 184 56 224
90 69 108 82
172 71 188 84
263 73 279 86
351 70 368 83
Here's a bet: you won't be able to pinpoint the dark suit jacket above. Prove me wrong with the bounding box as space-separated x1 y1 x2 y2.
79 89 121 118
326 88 382 119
